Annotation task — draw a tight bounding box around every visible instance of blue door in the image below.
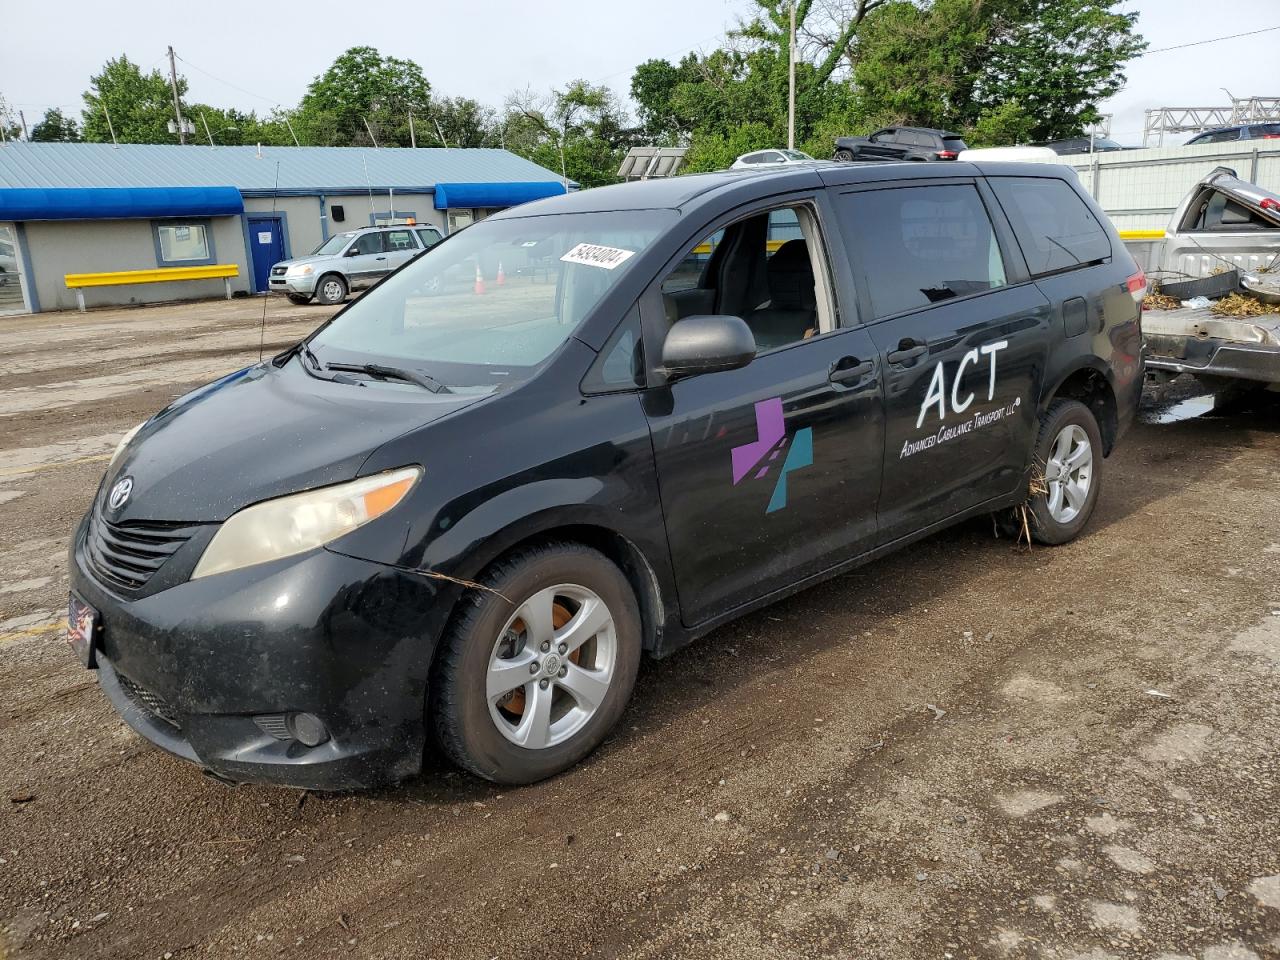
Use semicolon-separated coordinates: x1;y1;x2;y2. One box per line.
248;218;286;292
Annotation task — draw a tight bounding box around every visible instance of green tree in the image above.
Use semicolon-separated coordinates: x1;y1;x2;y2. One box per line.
187;105;294;146
425;97;499;148
295;46;431;147
975;0;1146;141
0;94;22;142
504;81;634;188
82;55;183;144
30;107;82;142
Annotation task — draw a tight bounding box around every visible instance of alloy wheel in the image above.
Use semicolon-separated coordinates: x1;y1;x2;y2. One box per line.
1044;423;1093;524
486;584;617;750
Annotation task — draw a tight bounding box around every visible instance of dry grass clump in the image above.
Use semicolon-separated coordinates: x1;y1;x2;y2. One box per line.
1209;293;1280;318
1143;292;1182;310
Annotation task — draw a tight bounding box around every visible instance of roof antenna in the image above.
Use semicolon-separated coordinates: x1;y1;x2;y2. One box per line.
258;160;281;363
362;153;375;220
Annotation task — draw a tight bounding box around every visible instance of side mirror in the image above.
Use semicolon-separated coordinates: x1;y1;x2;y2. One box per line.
661;315;756;378
344;247;361;257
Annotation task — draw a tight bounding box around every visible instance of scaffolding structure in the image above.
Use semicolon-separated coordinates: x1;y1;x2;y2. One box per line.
1143;97;1280;146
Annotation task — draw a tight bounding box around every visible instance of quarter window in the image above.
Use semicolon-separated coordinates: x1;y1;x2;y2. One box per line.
154;222;213;265
416;228;442;249
838;184;1007;319
988;177;1111;276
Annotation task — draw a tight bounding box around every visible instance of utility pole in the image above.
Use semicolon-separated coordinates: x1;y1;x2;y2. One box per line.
281;111;300;146
167;45;186;144
787;1;797;150
408;110;416;148
363;117;379;148
18;110;29;140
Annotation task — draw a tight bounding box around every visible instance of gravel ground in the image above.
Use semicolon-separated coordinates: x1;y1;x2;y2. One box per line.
0;299;1277;960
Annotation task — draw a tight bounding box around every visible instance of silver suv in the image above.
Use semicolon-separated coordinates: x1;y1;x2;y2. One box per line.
269;224;444;305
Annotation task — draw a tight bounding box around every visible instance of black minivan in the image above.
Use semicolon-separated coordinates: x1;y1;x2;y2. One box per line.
68;162;1145;789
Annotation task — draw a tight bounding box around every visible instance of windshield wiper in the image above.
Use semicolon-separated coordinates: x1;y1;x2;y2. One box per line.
325;362;451;394
296;342;365;387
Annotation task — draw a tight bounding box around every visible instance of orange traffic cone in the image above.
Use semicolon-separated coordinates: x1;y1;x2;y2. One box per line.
473;263;485;295
496;261;506;286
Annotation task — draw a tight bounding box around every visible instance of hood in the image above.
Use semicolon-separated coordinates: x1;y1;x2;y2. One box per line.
107;359;485;523
273;253;331;271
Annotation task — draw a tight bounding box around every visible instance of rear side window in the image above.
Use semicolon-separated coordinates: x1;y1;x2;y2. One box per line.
1250;123;1280;138
989;177;1111;276
837;184;1008;319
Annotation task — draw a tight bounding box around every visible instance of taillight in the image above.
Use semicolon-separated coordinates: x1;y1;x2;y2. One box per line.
1261;197;1279;211
1126;269;1147;305
1262;134;1280;139
936;150;958;160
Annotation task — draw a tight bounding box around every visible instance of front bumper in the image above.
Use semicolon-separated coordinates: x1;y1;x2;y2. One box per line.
70;516;459;790
268;274;317;296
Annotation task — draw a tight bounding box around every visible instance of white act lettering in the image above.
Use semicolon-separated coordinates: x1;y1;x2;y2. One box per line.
979;339;1009;400
916;362;948;429
951;348;979;414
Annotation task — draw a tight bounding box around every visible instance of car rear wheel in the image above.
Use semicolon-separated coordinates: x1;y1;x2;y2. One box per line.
315;273;347;306
1025;399;1103;545
431;542;642;785
834;149;854;162
286;293;311;305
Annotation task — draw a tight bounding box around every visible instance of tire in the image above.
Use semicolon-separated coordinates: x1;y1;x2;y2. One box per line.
1025;399;1104;545
286;293;311;305
834;149;855;162
314;273;347;306
431;542;642;785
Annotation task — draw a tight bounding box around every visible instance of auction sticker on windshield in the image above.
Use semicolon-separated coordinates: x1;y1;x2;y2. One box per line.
560;243;635;270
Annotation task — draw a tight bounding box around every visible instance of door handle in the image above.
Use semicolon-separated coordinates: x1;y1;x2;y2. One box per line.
887;338;928;364
375;256;387;260
829;357;874;385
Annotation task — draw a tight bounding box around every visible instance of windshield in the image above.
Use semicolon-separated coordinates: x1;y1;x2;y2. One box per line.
311;232;357;256
309;210;673;389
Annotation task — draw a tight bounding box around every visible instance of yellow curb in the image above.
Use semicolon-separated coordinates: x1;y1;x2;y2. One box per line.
0;620;67;644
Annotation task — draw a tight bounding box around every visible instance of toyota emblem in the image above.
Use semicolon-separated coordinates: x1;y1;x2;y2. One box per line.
108;477;133;511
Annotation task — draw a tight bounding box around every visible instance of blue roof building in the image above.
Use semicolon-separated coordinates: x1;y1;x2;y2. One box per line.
0;143;572;313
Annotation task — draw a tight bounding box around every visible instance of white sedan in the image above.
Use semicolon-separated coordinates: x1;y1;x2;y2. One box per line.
731;149;815;170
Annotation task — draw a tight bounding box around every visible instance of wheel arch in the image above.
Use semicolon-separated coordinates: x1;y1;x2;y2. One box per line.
1043;362;1118;455
451;516;673;656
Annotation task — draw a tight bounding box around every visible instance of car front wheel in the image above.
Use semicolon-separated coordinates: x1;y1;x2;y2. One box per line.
1026;399;1104;545
431;542;642;785
314;273;347;306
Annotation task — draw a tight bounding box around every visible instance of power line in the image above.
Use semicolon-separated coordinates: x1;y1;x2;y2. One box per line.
1139;24;1280;56
173;53;284;107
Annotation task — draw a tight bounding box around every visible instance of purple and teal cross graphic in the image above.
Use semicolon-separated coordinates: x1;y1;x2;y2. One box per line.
730;397;813;514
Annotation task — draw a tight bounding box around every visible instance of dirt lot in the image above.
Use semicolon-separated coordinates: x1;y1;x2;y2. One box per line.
1;298;1277;960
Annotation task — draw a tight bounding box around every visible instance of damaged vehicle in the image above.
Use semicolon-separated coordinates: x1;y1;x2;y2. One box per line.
68;162;1142;790
1136;168;1280;394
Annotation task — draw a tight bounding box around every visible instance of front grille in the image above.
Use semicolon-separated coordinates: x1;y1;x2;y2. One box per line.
85;511;201;592
271;266;287;276
117;671;181;729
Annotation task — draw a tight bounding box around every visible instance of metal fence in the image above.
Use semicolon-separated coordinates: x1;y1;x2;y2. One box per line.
1055;141;1280;233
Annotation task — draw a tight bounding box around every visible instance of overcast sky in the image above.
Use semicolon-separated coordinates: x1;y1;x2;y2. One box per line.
3;0;1277;146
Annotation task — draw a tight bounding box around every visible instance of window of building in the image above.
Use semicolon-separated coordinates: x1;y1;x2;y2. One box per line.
838;184;1008;319
154;221;214;265
988;177;1111;276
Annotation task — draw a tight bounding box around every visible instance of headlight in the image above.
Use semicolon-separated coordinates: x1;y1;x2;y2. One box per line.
191;466;422;580
287;264;314;276
107;421;145;473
